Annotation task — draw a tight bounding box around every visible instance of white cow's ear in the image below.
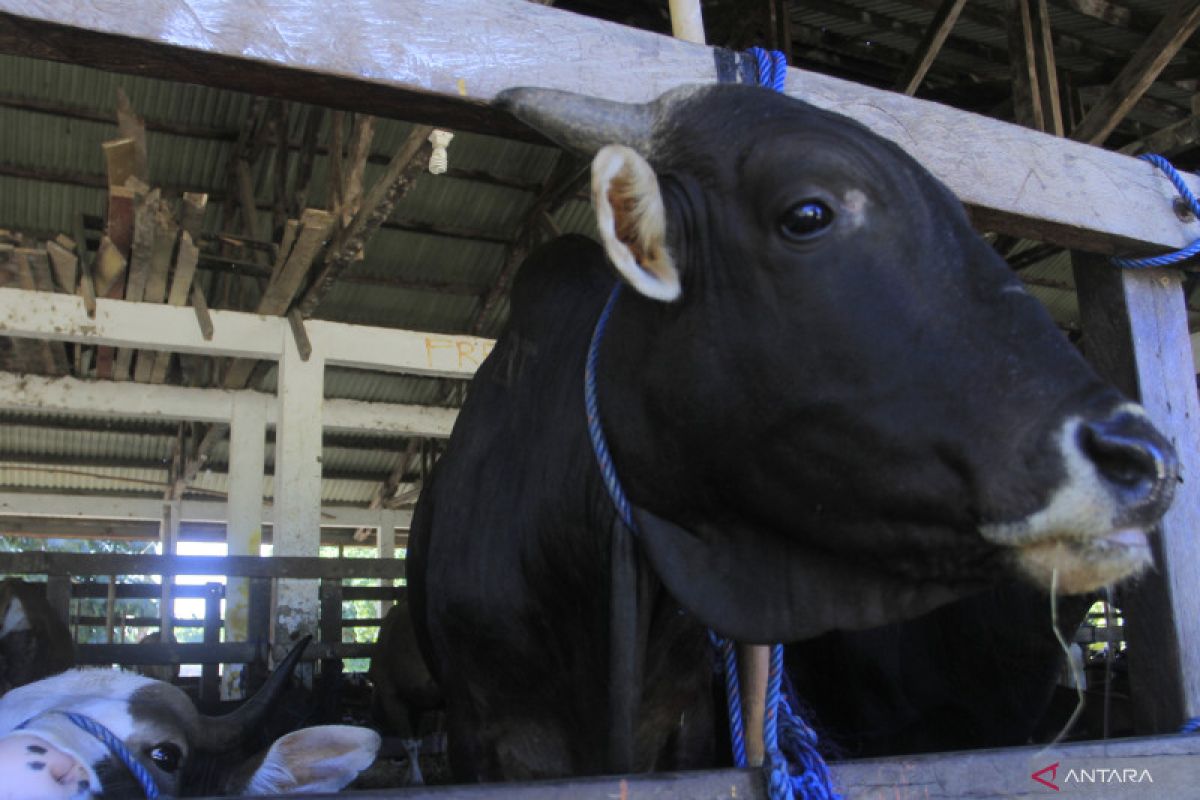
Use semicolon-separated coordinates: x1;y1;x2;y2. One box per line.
592;144;681;302
243;725;380;795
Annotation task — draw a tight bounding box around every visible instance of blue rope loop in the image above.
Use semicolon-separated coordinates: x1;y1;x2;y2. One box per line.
1111;154;1200;269
18;710;161;799
746;47;788;92
585;283;635;531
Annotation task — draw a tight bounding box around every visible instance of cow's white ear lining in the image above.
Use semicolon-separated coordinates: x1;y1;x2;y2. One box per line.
591;145;681;302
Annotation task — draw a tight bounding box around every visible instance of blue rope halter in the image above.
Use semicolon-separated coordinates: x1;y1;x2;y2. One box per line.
1110;155;1200;269
585;279;836;799
18;710;161;799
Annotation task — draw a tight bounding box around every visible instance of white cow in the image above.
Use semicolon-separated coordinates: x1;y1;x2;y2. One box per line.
0;641;378;798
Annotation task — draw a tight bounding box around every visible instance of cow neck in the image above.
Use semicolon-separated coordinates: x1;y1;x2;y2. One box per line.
18;710;162;799
584;281;643;774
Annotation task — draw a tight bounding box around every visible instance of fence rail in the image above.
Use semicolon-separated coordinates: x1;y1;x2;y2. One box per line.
0;552;402;703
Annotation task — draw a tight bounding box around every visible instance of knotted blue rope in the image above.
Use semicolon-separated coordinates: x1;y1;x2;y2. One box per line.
18;710;161;799
1182;717;1200;734
1111;155;1200;269
746;47;788;93
765;644;839;800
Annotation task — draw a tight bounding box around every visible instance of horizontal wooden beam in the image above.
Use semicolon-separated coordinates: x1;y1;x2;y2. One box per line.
74;640;377;665
0;0;1197;254
245;734;1200;798
0;372;457;436
0;550;407;578
0;287;491;376
0;491;413;529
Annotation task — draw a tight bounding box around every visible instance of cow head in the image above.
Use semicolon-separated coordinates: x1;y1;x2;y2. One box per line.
0;640;379;798
497;84;1178;643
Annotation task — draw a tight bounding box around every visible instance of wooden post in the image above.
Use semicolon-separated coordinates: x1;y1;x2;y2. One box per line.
271;326;324;675
668;0;705;44
246;576;272;694
45;574;70;631
222;394;266;700
736;644;770;767
379;509;399;617
159;498;180;643
319;578;343;669
201;582;222;705
105;575;116;644
1073;253;1200;732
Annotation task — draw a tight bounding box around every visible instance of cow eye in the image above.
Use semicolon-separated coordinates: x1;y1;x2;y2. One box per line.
779;200;833;241
146;742;183;773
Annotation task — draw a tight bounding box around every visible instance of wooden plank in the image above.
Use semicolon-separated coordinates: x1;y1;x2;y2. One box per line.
200;582;222;704
74;640;375;666
1;0;1198;253
295;126;432;316
101;138;137;190
1119;112;1200;156
149;230;200;383
337;113;376;226
1073;254;1200;733
894;0;969;95
20;248;70;374
1031;0;1063;136
45;239;77;293
133;200;179;382
1007;0;1045;130
1071;0;1200;145
115;188;160;380
114;88;149;184
0;551;407;580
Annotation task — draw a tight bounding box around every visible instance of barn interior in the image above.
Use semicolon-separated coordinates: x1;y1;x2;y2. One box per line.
0;0;1198;793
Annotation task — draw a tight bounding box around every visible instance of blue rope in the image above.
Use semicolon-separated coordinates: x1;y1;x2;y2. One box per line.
18;711;161;799
1111;155;1200;269
585;283;635;531
1182;717;1200;734
715;633;749;768
746;47;788;93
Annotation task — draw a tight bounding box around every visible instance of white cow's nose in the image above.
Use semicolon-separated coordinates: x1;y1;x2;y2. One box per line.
0;733;92;799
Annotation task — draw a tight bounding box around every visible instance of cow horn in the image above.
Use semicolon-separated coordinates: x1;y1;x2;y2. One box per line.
193;636;311;750
495;88;655;155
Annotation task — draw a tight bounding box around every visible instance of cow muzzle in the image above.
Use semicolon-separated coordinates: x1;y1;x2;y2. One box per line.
980;403;1178;594
0;733;93;800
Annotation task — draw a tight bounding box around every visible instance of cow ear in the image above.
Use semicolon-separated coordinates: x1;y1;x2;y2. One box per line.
592;144;681;301
242;725;379;795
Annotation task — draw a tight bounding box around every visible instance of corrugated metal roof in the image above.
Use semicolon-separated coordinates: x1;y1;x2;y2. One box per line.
0;0;1195;516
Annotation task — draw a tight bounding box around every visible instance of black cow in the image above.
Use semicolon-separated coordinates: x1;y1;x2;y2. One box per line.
407;83;1177;782
0;578;74;696
369;598;443;785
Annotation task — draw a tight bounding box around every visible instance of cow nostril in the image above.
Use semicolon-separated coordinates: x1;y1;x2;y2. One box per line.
1078;413;1175;502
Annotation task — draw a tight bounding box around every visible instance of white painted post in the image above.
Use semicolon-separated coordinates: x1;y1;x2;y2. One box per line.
379;509;399;617
223;394;267;700
272;329;325;669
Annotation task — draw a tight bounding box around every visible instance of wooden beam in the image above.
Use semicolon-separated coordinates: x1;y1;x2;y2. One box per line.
1008;0;1046;130
1119;112;1200;155
1074;255;1200;733
1;0;1198;253
296;126;433;316
1030;0;1064;136
0;371;457;436
895;0;969;96
1071;0;1200;145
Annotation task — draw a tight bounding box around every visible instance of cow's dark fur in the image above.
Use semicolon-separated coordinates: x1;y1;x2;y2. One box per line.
0;578;73;696
408;85;1174;782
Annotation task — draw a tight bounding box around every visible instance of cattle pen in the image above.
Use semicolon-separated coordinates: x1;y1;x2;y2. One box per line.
0;0;1199;798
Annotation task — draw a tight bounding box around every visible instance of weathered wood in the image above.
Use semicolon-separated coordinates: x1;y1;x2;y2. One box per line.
1071;0;1200;145
134;201;179;382
114;87;149;184
149;230;200;383
45;239;77;293
295;126;433;316
101;138;137;191
1073;254;1200;733
1119;112;1200;156
1030;0;1064;136
13;248;69;375
1008;0;1045;130
286;309;312;361
200;582;222;704
74;640;375;666
337;113;376;226
226;735;1200;799
0;551;407;580
1;0;1198;252
191;282;214;341
895;0;969;95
